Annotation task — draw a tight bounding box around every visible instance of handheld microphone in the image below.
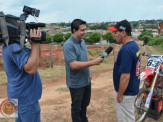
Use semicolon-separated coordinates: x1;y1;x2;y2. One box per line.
101;46;113;58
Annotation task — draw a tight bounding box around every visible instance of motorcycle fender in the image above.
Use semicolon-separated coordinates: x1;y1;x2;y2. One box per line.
161;64;163;69
139;70;154;89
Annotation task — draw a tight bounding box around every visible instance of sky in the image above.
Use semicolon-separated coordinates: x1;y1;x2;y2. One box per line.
0;0;163;23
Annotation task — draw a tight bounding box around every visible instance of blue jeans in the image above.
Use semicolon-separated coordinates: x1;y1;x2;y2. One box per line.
15;101;40;122
69;83;91;122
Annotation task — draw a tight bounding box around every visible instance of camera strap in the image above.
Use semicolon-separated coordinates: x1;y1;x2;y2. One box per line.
20;21;26;48
0;11;9;46
9;21;25;54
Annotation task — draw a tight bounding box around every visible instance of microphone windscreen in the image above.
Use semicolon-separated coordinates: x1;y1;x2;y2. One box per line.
105;46;113;55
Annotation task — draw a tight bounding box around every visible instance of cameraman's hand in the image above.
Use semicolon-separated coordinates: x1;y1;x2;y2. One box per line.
24;29;41;74
29;29;41;44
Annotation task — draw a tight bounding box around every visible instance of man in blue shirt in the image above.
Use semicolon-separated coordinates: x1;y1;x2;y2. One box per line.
63;19;103;122
2;29;42;122
108;20;141;122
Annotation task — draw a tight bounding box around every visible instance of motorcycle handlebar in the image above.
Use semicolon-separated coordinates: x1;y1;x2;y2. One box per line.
142;52;149;57
142;52;163;59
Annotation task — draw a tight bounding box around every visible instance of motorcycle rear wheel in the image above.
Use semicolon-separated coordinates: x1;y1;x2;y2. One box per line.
135;89;149;122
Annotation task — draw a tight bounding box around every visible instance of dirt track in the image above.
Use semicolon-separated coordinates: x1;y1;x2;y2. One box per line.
0;69;161;122
40;69;161;122
0;45;162;122
40;69;117;122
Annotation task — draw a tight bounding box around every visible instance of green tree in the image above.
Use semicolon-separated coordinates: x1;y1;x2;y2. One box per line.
99;23;108;30
102;32;116;43
84;33;91;43
58;22;65;27
148;39;156;46
89;32;101;43
89;23;108;30
64;33;71;41
53;33;64;45
138;29;153;39
132;22;139;29
138;29;153;44
141;35;152;45
45;33;52;43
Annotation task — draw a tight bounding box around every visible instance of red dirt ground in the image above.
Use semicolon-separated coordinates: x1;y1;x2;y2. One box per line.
0;45;162;122
0;69;160;122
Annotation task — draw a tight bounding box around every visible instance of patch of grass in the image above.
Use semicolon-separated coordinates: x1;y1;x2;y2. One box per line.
139;46;144;53
108;97;115;104
153;45;163;54
56;87;69;92
140;45;163;56
0;66;65;84
38;66;65;81
0;71;7;84
88;49;102;57
0;57;114;84
0;118;15;122
144;46;153;54
90;57;114;71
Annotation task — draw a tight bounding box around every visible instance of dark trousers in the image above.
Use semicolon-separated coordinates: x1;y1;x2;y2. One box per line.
69;83;91;122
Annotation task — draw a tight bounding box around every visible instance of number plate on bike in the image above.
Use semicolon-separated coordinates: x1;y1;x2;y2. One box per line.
147;57;162;68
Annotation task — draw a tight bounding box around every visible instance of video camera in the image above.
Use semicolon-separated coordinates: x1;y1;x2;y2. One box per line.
0;5;46;46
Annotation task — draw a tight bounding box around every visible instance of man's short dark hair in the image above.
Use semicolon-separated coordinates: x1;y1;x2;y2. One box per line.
71;19;86;33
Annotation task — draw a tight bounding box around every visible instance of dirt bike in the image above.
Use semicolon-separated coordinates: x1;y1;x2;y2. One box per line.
134;52;163;122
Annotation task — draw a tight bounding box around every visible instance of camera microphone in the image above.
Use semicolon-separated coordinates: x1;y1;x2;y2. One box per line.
26;22;45;29
37;23;46;27
101;46;113;58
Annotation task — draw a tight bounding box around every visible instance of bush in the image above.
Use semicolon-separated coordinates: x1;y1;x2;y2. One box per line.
148;39;155;46
64;33;71;41
89;33;101;43
53;33;64;45
45;33;53;43
148;36;163;46
142;35;152;45
138;29;153;44
102;32;116;43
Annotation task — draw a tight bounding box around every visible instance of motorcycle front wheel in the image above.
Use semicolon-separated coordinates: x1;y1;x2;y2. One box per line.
134;89;149;122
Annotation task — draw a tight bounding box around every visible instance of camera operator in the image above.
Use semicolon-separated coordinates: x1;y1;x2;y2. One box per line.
2;29;42;122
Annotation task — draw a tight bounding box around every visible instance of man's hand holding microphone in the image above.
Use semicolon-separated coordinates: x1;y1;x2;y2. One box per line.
101;46;113;58
91;46;113;65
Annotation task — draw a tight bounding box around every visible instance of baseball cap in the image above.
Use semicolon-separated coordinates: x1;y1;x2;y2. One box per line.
108;20;131;33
